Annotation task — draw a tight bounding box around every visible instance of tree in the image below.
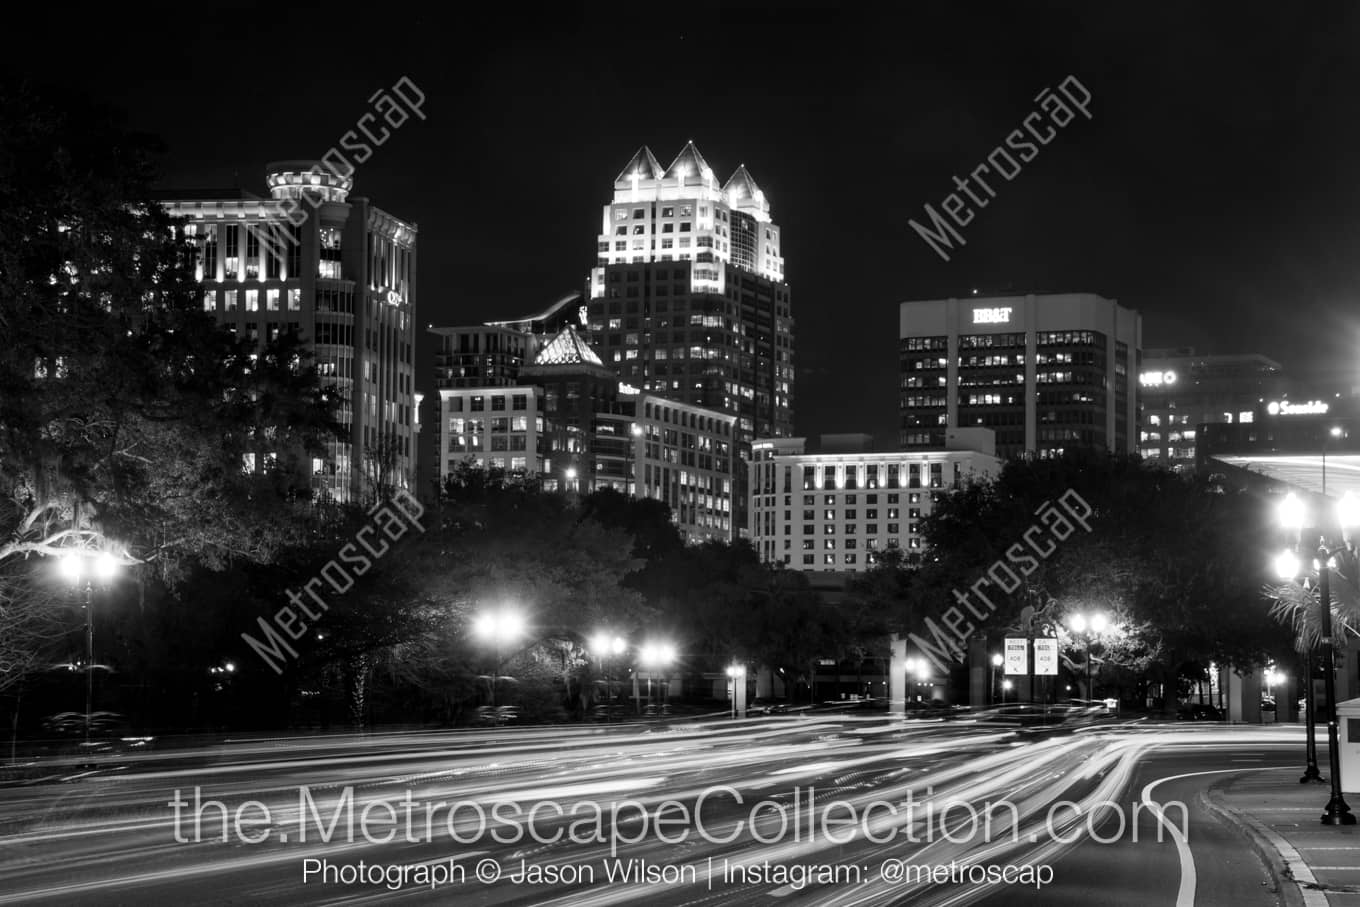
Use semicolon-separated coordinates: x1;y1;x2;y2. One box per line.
895;452;1282;705
0;80;341;695
276;465;652;727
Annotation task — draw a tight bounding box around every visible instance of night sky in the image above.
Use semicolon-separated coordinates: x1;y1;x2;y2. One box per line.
11;3;1360;444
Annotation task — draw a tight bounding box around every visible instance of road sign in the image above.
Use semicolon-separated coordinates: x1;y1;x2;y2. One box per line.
1004;638;1028;675
1033;638;1059;676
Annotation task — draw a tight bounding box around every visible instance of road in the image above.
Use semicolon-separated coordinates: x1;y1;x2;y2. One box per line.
0;715;1308;905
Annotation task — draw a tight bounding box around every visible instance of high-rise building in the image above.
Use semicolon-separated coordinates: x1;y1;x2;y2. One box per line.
159;162;418;503
899;293;1140;460
581;142;796;534
1138;348;1286;467
748;428;1001;572
432;325;736;540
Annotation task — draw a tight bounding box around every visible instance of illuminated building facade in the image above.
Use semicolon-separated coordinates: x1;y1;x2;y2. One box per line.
160;161;417;503
748;428;1001;572
899;293;1140;460
432;325;735;540
582;143;796;535
1138;348;1286;467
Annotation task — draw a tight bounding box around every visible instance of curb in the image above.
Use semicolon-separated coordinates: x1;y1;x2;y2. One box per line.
1202;776;1325;907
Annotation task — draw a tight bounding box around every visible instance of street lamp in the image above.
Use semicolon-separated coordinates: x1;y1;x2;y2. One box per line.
638;642;676;713
991;653;1003;705
1068;612;1108;700
725;664;746;718
1276;490;1358;824
473;608;525;713
1324;426;1345;496
1265;665;1286;713
1277;540;1324;783
590;632;627;719
1001;678;1014;704
59;550;121;747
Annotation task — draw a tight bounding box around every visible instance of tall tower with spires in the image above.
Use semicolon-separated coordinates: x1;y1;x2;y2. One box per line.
582;142;795;536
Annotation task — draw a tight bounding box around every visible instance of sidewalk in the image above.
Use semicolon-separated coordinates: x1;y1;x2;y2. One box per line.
1210;767;1360;906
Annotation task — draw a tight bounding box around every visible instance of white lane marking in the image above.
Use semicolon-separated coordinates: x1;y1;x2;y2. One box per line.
1140;767;1278;907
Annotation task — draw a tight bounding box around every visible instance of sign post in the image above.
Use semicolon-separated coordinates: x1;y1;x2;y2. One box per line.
1004;638;1029;678
1034;637;1058;724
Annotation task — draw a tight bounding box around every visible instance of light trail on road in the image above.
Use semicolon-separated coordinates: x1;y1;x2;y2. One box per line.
0;718;1308;905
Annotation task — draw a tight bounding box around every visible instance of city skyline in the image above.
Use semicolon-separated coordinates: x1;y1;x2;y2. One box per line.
9;9;1360;904
15;5;1360;445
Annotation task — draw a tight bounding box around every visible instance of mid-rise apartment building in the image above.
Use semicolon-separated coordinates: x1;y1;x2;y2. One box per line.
748;428;1001;572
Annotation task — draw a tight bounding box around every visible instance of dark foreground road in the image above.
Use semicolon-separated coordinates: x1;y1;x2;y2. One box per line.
0;717;1306;905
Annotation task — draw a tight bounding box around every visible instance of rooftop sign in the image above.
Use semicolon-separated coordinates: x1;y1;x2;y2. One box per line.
972;306;1013;324
1267;400;1329;416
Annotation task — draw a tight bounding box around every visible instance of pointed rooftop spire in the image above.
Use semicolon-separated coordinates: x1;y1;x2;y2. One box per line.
722;164;763;202
531;324;604;368
664;140;716;185
614;146;665;186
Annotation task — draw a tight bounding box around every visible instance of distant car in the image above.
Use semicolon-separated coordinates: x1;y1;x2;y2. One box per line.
40;711;155;755
1177;703;1223;721
750;698;789;715
472;705;519;727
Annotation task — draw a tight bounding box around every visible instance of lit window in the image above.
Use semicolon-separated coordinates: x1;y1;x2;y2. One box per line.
266;289;280;311
245;290;259;312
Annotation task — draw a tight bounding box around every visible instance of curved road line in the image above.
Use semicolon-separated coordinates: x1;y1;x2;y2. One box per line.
1140;767;1277;907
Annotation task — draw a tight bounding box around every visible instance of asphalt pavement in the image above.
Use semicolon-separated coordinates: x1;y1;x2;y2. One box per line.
0;717;1328;906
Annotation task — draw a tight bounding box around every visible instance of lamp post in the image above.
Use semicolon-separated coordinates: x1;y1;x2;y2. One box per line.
1324;426;1344;497
60;551;119;747
725;664;746;718
1001;678;1013;704
1068;612;1108;700
1276;547;1325;784
990;653;1003;705
591;632;626;719
1276;491;1357;824
473;608;525;714
639;642;675;714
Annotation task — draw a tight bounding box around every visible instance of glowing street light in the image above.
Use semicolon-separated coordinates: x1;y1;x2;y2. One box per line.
1275;489;1360;823
1275;549;1302;580
1278;492;1307;531
639;642;676;712
725;664;746;719
991;653;1003;705
473;608;525;711
57;549;122;747
590;632;627;719
1068;612;1108;700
